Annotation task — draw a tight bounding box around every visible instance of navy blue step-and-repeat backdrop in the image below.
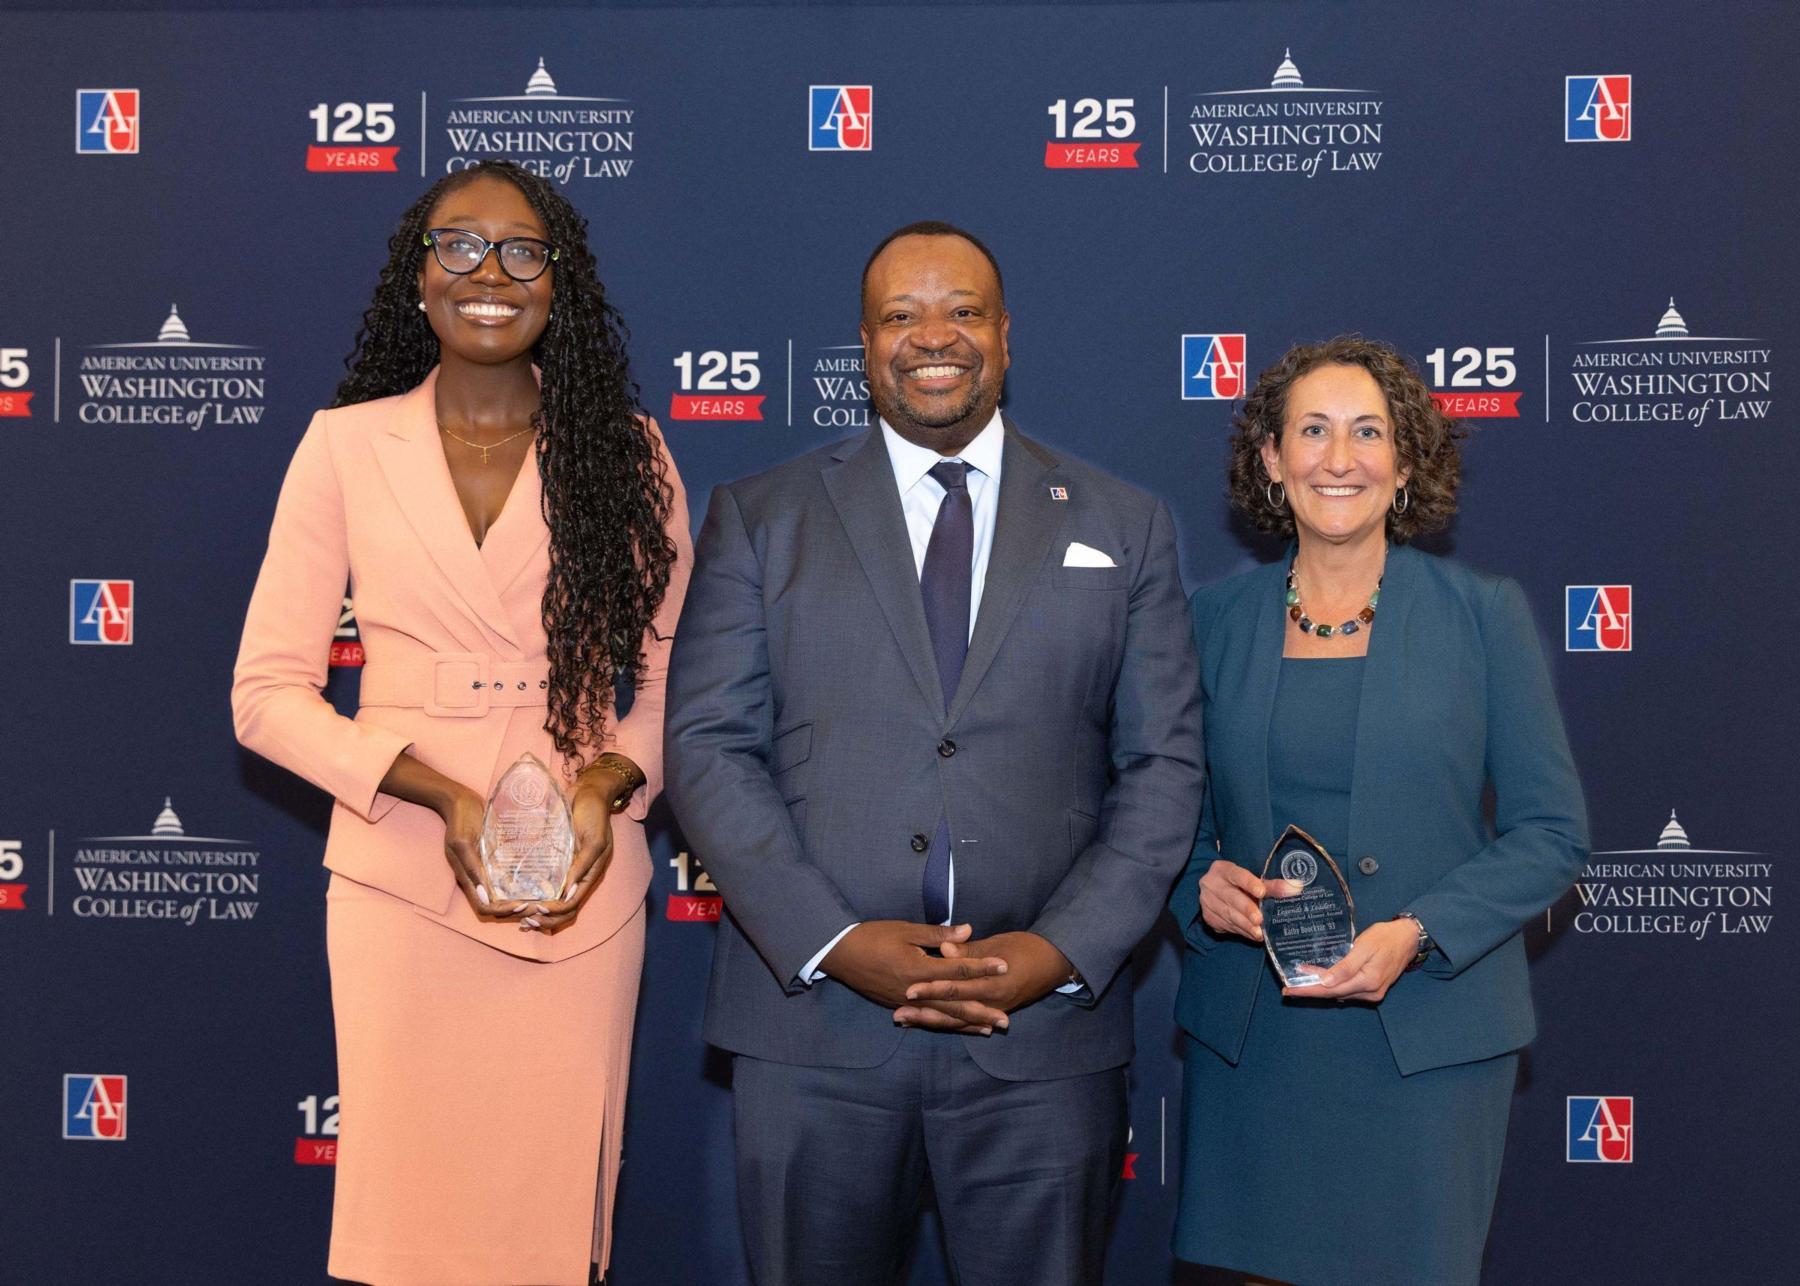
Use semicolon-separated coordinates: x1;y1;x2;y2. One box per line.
3;2;1797;1281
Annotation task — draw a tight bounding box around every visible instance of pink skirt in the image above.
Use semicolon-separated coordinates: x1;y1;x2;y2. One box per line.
325;873;644;1285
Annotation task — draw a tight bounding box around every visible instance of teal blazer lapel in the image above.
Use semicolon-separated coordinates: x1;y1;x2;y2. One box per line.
1243;555;1289;858
1346;543;1419;869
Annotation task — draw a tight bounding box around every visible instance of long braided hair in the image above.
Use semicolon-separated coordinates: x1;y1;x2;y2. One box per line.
334;159;676;765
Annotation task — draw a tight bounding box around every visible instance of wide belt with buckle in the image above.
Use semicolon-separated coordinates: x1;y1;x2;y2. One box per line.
359;652;552;719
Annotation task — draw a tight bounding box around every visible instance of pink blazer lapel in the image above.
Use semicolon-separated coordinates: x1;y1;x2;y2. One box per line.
371;369;525;653
479;438;548;600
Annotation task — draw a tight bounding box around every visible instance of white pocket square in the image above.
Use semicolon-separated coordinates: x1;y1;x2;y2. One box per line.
1062;541;1117;568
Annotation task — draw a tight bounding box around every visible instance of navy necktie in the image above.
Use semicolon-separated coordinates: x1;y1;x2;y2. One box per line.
919;461;971;923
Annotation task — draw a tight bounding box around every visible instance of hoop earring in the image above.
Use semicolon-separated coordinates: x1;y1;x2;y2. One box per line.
1393;487;1410;514
1264;480;1286;509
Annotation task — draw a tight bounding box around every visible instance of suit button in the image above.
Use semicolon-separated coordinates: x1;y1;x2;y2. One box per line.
1358;856;1379;876
938;739;957;758
911;833;929;853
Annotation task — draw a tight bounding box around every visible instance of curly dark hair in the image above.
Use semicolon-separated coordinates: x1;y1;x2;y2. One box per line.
1226;334;1466;542
333;159;676;766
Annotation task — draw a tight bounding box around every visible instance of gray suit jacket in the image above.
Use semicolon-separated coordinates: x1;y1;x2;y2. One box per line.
664;421;1203;1080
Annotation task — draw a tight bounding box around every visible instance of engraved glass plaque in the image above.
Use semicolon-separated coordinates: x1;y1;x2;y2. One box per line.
479;753;574;903
1259;825;1357;987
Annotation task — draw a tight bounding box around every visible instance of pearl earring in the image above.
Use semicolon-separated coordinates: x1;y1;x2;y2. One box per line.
418;300;427;312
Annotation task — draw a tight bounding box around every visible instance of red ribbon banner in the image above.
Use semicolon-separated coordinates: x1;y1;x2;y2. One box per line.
294;1138;338;1165
306;146;401;173
670;394;766;422
0;883;26;911
0;391;34;417
1045;142;1141;169
1430;391;1522;418
329;641;365;668
666;894;722;922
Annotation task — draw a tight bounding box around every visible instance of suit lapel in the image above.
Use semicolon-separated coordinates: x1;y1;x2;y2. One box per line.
821;429;943;713
1247;554;1290;854
479;443;547;600
1346;543;1416;857
370;369;523;653
947;426;1067;726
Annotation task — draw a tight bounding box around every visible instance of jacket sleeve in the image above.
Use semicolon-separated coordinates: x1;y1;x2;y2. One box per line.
231;412;413;821
1030;499;1207;999
1167;586;1224;952
1405;577;1590;977
599;418;693;821
662;483;861;987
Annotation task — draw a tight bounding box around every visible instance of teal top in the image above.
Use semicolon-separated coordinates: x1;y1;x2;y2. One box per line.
1267;656;1364;867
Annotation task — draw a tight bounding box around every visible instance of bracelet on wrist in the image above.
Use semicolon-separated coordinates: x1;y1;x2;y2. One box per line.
587;752;646;813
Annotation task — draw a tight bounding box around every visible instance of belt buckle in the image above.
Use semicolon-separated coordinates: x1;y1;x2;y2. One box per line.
424;652;490;718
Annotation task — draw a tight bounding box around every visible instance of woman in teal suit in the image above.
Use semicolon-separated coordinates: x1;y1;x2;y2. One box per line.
1169;336;1587;1285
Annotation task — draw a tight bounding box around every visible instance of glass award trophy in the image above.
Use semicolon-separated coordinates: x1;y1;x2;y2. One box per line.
479;753;575;903
1259;825;1357;987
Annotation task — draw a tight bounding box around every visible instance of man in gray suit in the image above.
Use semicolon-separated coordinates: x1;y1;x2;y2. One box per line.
664;222;1203;1286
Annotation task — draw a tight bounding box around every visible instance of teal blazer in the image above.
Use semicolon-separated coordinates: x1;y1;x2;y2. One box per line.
1169;545;1588;1075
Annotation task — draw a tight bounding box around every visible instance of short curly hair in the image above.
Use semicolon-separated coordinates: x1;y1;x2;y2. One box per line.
1226;335;1466;542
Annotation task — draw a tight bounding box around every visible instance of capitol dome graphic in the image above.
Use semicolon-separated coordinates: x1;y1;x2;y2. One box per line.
1271;49;1305;89
526;58;558;96
1590;808;1758;857
151;797;184;837
157;305;191;344
1654;298;1689;338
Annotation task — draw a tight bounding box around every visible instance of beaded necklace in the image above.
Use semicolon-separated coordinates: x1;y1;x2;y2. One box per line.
1286;562;1380;639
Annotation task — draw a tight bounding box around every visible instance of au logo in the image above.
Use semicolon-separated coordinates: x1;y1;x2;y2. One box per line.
64;1074;128;1140
1565;585;1631;652
70;579;134;645
1181;334;1247;401
1566;1095;1633;1162
1566;75;1631;142
77;89;139;154
809;85;872;151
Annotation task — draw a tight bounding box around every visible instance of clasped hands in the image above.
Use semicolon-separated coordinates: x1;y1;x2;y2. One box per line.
1197;858;1419;1003
438;765;627;933
820;921;1075;1036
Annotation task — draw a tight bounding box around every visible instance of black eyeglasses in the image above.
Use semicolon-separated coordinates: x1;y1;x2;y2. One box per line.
422;228;559;282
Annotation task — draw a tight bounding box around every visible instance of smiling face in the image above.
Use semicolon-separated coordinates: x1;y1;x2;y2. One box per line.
416;174;553;367
859;233;1010;453
1260;362;1411;550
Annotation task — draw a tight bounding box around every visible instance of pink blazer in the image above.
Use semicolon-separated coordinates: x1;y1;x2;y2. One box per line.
232;369;691;961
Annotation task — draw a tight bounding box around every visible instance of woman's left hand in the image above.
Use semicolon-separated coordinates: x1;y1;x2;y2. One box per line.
1282;919;1419;1003
519;768;625;933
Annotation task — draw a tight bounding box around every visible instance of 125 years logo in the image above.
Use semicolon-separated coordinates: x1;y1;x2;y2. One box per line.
0;346;35;417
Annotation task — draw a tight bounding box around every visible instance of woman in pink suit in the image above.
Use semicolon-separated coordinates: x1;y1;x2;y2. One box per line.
233;159;689;1285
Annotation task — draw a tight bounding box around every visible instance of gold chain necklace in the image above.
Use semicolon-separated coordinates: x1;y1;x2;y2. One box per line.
437;422;537;464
